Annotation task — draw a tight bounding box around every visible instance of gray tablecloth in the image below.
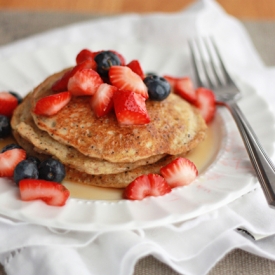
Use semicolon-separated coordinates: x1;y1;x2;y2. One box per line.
0;10;275;275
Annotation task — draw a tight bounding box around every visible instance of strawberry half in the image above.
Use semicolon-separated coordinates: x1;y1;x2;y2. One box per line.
68;68;103;96
123;173;172;200
126;60;145;79
109;66;148;99
174;77;197;104
33;91;72;116
90;83;117;117
113;90;150;125
52;60;97;92
0;148;26;177
195;87;216;123
19;179;70;206
76;49;95;64
163;75;178;87
160;157;198;188
0;91;18;117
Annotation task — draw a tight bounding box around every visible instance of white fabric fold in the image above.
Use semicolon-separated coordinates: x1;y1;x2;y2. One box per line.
0;0;275;274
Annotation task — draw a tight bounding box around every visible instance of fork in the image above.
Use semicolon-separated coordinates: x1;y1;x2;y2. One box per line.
188;37;275;207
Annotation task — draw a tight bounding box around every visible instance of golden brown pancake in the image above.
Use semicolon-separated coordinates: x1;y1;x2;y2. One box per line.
30;68;207;163
11;94;167;175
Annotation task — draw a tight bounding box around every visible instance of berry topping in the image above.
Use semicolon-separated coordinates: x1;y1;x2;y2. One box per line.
19;179;70;206
68;68;103;96
90;83;117;117
0;148;26;177
162;75;178;87
94;51;121;77
0;115;11;138
113;90;150;125
109;66;149;99
33;91;72;116
38;158;66;183
26;156;41;166
195;87;216;123
174;77;197;104
9;91;23;104
76;49;95;64
0;91;18;117
143;74;171;101
52;60;97;92
13;159;39;185
110;50;126;66
160;157;198;188
127;60;145;79
1;143;22;153
124;173;172;200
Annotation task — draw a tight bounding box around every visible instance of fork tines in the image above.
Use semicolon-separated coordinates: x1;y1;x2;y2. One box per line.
188;37;232;89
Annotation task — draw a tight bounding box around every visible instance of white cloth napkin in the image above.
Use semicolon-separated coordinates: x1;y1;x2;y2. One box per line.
1;0;275;275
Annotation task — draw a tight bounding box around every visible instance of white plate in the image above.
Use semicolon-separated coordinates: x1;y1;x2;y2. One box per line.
0;41;273;231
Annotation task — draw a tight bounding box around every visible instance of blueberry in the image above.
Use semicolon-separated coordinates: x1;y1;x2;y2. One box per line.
94;51;121;77
38;158;65;183
143;74;171;101
0;115;11;138
14;159;39;186
1;143;22;153
9;91;22;104
27;156;41;166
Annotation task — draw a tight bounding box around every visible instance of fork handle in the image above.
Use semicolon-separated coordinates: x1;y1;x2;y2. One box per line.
226;100;275;206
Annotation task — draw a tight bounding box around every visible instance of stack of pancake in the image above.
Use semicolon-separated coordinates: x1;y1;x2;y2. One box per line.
11;68;207;188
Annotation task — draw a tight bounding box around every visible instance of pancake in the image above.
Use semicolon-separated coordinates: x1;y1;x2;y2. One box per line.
31;68;207;163
11;94;167;175
13;129;185;188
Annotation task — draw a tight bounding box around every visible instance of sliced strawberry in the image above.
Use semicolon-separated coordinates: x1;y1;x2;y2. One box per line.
109;66;148;99
126;60;145;79
19;179;70;206
163;75;178;87
52;60;97;92
33;91;72;116
113;90;150;125
68;68;103;96
124;173;171;200
76;49;95;64
0;92;18;117
174;77;197;104
160;157;198;188
0;148;26;177
195;87;216;123
148;174;172;197
90;83;117;117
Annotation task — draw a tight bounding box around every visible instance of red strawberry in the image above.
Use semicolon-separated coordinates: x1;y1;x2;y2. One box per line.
174;77;197;104
90;83;117;117
109;66;148;99
123;173;172;200
163;75;178;87
52;60;97;92
0;92;18;117
76;49;95;64
160;157;198;188
19;179;70;206
33;91;72;116
113;90;150;125
126;60;145;79
195;87;216;123
68;68;103;96
0;148;26;177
